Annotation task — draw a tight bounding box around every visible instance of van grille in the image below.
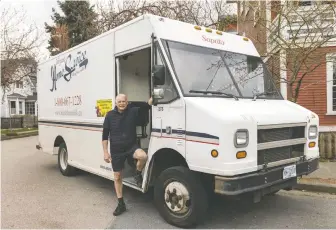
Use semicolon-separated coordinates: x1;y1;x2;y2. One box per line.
258;144;305;165
258;126;305;143
257;124;306;166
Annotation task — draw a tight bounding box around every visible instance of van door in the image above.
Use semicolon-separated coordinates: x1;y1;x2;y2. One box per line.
150;36;186;158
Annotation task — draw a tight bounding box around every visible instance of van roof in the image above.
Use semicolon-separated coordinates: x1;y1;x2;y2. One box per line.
146;14;259;57
39;14;259;65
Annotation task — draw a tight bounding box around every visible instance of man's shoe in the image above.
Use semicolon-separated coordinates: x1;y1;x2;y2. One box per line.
134;171;143;187
113;203;126;216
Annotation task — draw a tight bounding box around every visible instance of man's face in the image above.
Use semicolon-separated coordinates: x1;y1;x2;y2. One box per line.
116;95;128;111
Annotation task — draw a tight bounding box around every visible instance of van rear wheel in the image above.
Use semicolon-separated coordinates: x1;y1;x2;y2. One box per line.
153;166;208;228
58;143;76;176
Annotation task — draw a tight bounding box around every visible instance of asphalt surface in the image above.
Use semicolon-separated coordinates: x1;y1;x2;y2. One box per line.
2;136;336;229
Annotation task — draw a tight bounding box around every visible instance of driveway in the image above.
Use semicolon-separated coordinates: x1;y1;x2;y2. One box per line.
2;136;336;229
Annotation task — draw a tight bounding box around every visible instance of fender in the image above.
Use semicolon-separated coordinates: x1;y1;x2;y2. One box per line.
143;147;188;192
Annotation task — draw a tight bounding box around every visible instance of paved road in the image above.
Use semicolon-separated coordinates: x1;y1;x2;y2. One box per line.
2;136;336;229
1;136;118;229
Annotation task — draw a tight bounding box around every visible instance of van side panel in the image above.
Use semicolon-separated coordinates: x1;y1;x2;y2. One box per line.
37;31;116;179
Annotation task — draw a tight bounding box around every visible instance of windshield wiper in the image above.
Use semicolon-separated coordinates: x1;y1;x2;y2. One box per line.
189;90;239;100
252;90;277;101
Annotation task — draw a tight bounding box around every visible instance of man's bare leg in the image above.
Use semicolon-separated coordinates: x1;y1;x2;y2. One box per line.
134;149;148;171
113;171;126;216
133;149;148;187
114;172;123;198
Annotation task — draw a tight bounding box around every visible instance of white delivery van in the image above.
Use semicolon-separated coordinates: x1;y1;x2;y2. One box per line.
36;14;320;228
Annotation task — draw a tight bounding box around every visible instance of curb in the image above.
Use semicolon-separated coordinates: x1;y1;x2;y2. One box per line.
1;132;38;141
294;180;336;194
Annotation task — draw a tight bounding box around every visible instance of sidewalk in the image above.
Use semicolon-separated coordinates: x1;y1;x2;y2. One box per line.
1;130;38;141
295;161;336;194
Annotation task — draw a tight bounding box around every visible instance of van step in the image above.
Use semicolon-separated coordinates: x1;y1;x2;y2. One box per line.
123;176;139;187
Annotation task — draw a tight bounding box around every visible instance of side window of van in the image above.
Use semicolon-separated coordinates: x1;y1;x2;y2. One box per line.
154;45;179;104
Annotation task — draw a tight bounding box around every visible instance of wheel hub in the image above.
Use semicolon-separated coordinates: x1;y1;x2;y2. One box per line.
164;181;190;214
60;148;68;170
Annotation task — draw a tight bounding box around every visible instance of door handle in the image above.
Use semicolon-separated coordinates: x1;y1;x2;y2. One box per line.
166;126;171;134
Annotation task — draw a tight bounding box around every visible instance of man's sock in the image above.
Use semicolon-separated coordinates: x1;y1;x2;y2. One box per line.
118;197;125;205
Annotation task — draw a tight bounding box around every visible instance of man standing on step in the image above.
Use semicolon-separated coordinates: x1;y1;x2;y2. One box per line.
102;93;152;216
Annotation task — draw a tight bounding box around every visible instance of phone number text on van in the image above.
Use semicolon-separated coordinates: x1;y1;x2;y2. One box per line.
54;95;82;106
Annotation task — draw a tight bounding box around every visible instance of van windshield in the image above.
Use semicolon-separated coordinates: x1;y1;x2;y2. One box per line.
161;39;282;99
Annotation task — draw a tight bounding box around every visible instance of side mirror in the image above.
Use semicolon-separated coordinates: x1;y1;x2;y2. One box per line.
153;88;164;99
153;65;165;85
152;88;164;106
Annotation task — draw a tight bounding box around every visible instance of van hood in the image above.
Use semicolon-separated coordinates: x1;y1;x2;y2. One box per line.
184;97;313;126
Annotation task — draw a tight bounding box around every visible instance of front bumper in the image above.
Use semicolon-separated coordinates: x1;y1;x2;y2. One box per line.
214;157;319;195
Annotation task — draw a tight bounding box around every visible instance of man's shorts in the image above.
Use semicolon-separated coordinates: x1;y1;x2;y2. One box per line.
111;144;140;172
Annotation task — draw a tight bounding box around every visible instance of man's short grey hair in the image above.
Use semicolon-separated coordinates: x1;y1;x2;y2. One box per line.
116;93;127;101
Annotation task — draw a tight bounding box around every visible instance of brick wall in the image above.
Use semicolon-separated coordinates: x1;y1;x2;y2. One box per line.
265;51;281;90
286;46;336;126
237;1;267;56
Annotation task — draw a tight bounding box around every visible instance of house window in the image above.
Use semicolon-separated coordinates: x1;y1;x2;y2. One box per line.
25;102;35;115
10;101;16;115
16;81;23;88
326;55;336;115
19;101;23;114
299;1;312;6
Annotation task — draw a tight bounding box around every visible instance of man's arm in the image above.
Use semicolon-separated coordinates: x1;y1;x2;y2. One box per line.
102;128;109;152
102;114;111;162
147;97;153;109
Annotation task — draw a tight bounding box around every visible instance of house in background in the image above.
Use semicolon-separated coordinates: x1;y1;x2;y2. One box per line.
236;0;336;134
1;59;38;118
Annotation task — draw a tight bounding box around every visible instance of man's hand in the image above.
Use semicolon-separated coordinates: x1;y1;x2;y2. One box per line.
148;97;153;106
104;152;111;163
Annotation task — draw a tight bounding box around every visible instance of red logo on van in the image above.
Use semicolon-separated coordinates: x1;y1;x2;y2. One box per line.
202;35;224;45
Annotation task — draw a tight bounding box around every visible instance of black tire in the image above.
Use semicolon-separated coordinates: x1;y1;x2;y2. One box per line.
153;166;208;228
58;142;76;176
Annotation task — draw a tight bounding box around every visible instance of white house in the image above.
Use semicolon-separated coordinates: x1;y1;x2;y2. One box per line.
1;59;38;118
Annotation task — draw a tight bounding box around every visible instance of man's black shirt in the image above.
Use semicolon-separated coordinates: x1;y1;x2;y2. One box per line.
102;104;150;155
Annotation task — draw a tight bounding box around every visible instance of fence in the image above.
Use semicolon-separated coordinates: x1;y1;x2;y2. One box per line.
1;117;23;129
1;116;38;129
319;132;336;159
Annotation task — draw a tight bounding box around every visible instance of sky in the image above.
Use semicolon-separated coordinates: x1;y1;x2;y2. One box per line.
1;0;60;61
1;0;237;62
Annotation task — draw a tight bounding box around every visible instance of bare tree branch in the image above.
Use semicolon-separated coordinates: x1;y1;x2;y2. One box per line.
1;4;44;103
241;1;336;102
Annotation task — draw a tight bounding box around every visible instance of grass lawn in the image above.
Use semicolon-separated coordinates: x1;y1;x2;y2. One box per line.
1;127;38;135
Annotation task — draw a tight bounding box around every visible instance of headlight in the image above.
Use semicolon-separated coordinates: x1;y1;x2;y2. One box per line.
234;129;249;147
308;125;318;139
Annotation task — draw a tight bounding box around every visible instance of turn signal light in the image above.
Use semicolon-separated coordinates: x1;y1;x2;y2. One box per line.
236;151;247;159
216;30;223;35
205;28;212;33
194;25;201;30
309;142;316;148
243;37;249;41
211;149;218;158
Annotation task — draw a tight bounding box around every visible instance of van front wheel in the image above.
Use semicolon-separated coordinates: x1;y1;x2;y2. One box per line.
153;166;208;228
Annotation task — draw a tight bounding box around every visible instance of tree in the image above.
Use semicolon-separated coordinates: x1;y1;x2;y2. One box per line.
95;0;236;34
238;1;336;102
1;5;42;102
45;0;99;55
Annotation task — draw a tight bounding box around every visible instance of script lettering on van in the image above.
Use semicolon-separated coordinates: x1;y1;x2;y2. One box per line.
50;50;88;92
202;35;224;46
